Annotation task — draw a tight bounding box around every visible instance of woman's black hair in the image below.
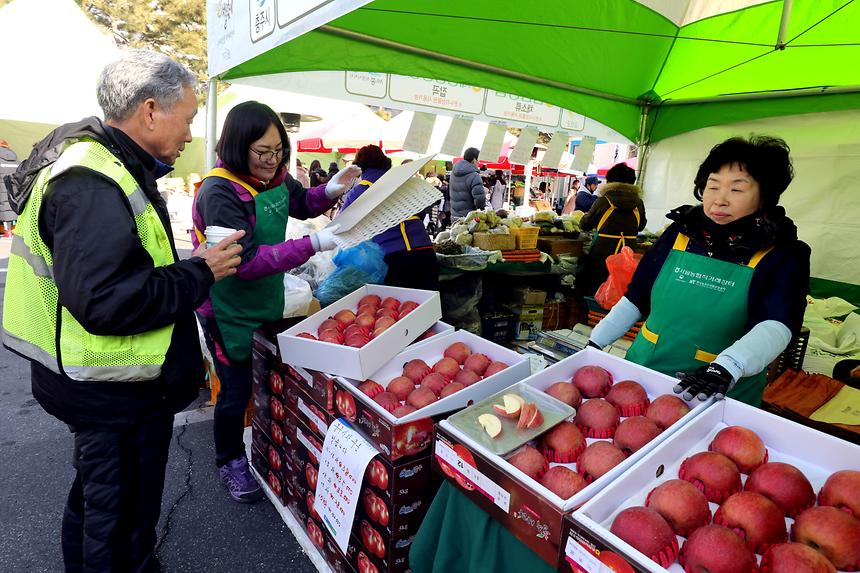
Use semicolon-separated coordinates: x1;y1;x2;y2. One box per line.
693;135;794;207
353;144;392;171
310;169;328;187
606;163;636;184
309;159;321;171
216;101;291;176
494;169;506;185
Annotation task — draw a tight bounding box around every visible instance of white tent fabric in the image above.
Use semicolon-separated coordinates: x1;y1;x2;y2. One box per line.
641;108;860;287
0;0;120;125
635;0;773;26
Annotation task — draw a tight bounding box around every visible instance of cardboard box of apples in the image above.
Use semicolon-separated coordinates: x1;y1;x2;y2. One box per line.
566;398;860;573
433;347;707;567
278;285;443;381
333;329;530;462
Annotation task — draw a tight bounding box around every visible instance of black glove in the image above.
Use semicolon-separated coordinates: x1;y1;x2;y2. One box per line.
586;340;603;351
674;363;734;402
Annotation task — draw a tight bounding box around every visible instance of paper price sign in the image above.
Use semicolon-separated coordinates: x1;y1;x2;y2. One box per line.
434;440;510;512
314;419;380;553
564;537;614;573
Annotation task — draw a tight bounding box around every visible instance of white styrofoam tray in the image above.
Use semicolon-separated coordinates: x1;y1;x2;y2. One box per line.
440;347;708;511
573;398;860;573
277;284;442;380
339;330;531;424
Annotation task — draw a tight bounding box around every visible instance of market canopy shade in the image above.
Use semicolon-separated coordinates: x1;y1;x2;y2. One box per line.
210;0;860;144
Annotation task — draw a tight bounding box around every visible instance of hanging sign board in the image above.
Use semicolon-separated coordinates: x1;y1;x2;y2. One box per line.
542;131;572;169
345;71;388;98
440;116;473;157
481;123;507;163
485;91;561;127
403;111;436;154
389;76;485;114
571;136;598;172
508;127;540;165
314;419;380;553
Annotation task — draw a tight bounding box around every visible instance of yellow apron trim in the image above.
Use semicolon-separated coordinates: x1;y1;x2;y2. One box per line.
634;207;641;226
399;222;412;250
596;198;616;231
641;323;659;344
194;226;206;245
694;349;718;363
358;179;374;187
596;232;634;254
672;233;690;251
747;246;774;269
206;168;260;197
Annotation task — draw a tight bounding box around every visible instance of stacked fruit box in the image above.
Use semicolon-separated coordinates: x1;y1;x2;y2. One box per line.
566;398;860;573
434;347;708;567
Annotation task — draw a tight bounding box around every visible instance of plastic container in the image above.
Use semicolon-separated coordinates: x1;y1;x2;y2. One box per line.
205;225;238;248
511;226;540;249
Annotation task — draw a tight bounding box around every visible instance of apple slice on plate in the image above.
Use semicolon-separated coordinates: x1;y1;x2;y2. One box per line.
492;394;525;419
478;413;503;439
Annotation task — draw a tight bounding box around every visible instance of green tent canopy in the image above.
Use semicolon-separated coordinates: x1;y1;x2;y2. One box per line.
217;0;860;145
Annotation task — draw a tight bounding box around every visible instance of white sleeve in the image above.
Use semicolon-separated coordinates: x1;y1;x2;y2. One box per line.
590;296;642;348
713;320;792;381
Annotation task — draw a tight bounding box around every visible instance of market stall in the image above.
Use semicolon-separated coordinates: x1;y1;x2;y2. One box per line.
205;2;860;572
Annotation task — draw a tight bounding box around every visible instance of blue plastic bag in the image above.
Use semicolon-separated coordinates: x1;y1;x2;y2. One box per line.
316;241;389;306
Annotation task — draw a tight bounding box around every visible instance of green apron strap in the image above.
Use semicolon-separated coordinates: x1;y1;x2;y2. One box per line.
625;233;772;406
207;171;291;363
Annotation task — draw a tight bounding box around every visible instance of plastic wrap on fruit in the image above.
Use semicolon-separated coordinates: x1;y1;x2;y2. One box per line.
316;241;388;307
454;232;473;246
435;231;451;242
449;223;468;237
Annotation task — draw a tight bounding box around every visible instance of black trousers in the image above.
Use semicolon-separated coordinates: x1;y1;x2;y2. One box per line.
198;315;253;467
62;415;173;573
383;249;440;292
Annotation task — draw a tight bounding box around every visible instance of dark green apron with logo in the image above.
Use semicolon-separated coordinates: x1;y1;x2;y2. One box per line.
207;171;289;363
624;233;773;406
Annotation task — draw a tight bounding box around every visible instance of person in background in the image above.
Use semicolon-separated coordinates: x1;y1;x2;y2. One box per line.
340;144;438;290
536;181;548;201
577;163;647;295
309;159;321;173
3;49;244;573
449;147;485;218
438;174;451;231
562;177;581;215
576;176;600;212
489;169;506;210
310;168;329;188
0;139;19;237
328;161;339;179
295;157;310;188
588;136;810;407
193;101;359;503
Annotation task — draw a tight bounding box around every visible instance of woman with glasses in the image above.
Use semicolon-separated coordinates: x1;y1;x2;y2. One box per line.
192;101;360;503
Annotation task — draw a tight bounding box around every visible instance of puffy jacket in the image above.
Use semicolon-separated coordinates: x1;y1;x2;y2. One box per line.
0;146;18;221
449;159;485;218
6;117;214;428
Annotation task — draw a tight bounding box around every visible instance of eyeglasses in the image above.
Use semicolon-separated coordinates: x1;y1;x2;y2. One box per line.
250;148;284;162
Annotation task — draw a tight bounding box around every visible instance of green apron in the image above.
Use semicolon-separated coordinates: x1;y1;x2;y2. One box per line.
206;169;289;363
624;233;773;406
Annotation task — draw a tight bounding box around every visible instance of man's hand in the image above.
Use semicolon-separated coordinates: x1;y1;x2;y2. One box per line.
325;165;362;199
674;363;735;402
194;230;245;282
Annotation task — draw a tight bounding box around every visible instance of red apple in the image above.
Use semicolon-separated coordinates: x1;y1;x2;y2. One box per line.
761;543;837;573
391;404;417;418
407;387;437;409
610;506;678;567
359;294;381;308
679;525;756;573
333;309;356;328
572;365;613;398
818;469;860;517
708;425;768;474
432;357;460;381
344;324;372;339
453;369;481;386
318;329;344;345
358;379;384;398
483;361;508;377
645;394;691;430
375;308;398;321
679;451;742;504
354;313;376;329
440;382;465;398
463;353;491;376
357;303;378;316
645;479;711;536
397;300;419;318
713;491;788;553
443;342;472;365
318;318;342;334
295;332;317;340
381;297;400;311
421;372;449;396
387;376;415;401
745;462;815;517
402;359;431;383
792;506;860;571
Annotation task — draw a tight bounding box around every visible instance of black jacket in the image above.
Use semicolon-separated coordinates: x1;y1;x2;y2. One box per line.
0;147;18;221
626;205;810;334
7;117;214;428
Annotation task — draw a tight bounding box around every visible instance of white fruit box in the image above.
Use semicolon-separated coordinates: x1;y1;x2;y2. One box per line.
568;398;860;573
406;320;454;351
439;347;708;512
277;284;442;380
340;330;530;424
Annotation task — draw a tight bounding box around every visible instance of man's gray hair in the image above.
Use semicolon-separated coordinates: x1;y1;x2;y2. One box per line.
97;49;197;121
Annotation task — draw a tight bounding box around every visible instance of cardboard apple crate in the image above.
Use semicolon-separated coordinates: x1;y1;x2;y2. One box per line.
278;285;443;380
250;444;293;507
566;398;860;573
434;347;707;567
334;330;530;461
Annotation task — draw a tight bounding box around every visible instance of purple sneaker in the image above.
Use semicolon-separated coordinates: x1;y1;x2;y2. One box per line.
219;456;263;503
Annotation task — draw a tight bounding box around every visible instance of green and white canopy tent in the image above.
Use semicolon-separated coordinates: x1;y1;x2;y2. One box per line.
206;0;860;302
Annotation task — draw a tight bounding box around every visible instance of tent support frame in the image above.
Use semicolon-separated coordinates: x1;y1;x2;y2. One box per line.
205;77;218;172
776;0;793;49
635;104;652;187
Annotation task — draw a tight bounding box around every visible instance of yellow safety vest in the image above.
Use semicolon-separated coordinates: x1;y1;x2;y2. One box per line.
2;139;175;381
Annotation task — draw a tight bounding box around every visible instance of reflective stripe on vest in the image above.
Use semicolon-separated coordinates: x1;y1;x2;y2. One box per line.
1;140;175;382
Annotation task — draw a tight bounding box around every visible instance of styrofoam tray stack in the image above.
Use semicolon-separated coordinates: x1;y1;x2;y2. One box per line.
573;398;860;572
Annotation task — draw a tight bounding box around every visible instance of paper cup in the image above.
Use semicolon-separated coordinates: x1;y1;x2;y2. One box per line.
205;225;238;248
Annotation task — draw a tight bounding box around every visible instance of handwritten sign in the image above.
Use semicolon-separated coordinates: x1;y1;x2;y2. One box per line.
314;419;380;553
571;135;597;172
440;116;472;157
508;127;539;165
480;123;507;163
403;111;436;154
542;131;571;169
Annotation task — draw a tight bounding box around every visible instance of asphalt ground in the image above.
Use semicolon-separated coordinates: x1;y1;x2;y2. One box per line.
0;230;318;572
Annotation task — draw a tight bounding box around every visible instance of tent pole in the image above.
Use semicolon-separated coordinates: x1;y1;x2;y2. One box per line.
635;104;651;187
776;0;793;50
205;78;218;172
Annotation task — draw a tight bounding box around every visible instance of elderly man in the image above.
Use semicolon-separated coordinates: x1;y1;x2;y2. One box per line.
2;50;242;573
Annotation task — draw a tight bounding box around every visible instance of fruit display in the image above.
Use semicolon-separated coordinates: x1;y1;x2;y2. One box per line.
760;543;837;573
610;506;679;567
645;479;711;536
713;491;788;553
353;341;511;419
817;470;860;517
605;380;650;417
745;461;816;517
577;441;627;482
791;507;860;571
574;398;620;438
646;394;691;430
678;525;757;573
708;425;769;474
613;416;661;455
297;294;422;346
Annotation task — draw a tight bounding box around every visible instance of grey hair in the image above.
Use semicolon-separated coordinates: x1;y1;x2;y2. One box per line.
97;49;197;121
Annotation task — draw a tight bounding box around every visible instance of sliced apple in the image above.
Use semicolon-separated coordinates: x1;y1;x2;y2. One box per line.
478;413;503;439
517;403;544;430
492;394;524;418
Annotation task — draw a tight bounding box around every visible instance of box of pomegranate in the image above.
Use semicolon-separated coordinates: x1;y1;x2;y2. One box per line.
332;329;530;461
277;285;443;380
565;398;860;573
433;347;707;566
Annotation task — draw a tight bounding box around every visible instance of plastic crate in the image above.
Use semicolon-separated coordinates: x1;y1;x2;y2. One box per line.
480;311;516;343
510;226;539;249
473;232;516;251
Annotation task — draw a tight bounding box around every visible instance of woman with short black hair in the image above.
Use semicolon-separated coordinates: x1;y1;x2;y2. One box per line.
589;135;810;407
191;101;360;502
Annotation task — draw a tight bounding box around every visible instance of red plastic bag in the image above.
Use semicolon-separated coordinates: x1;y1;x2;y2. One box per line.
594;247;639;309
